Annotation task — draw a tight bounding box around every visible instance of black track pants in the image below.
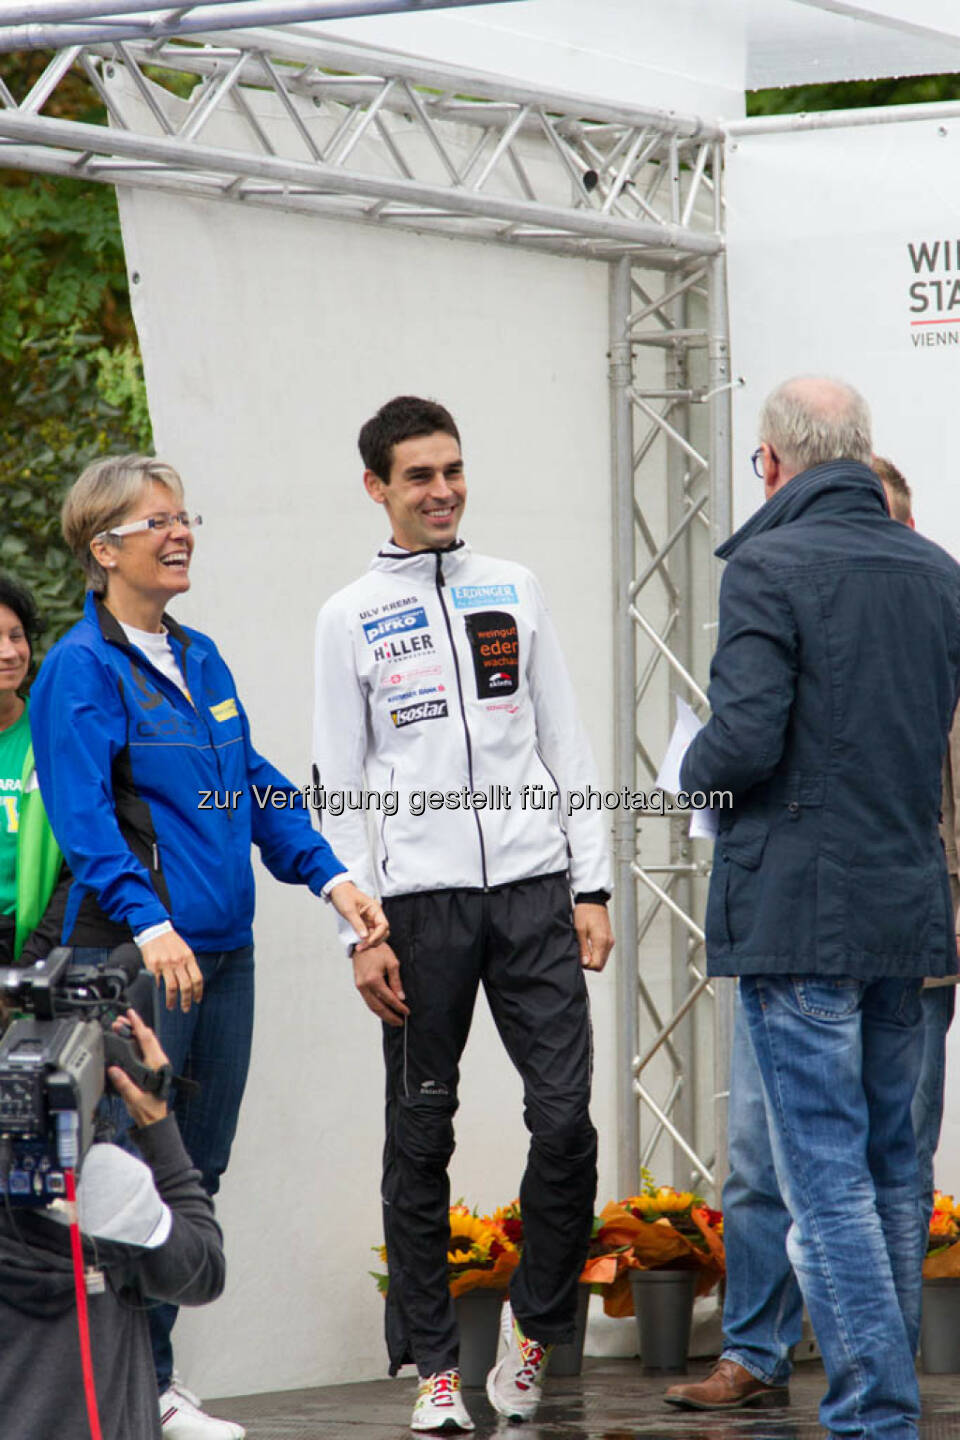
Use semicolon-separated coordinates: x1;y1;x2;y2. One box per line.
380;872;598;1378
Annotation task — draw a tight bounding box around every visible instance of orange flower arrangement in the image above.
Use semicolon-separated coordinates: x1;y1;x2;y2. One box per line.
372;1201;521;1298
923;1190;960;1278
929;1191;960;1250
579;1171;725;1317
488;1199;524;1248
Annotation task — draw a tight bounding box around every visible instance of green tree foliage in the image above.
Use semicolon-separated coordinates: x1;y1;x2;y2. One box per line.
0;54;151;651
748;73;960;117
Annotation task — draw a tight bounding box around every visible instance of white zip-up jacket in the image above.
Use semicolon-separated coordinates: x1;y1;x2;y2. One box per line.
313;541;611;947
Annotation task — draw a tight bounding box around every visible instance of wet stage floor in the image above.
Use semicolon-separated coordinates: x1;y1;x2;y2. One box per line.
211;1358;960;1439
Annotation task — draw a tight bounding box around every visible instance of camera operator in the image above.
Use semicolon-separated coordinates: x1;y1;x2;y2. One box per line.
0;1008;226;1440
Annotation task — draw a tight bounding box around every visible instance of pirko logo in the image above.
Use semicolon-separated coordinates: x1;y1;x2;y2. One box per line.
363;605;428;644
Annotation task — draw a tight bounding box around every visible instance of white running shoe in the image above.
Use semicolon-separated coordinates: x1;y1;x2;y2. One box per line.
485;1319;552;1422
410;1369;475;1433
159;1379;246;1439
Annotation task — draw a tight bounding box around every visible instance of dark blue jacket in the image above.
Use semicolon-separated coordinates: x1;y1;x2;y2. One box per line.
30;594;344;953
681;461;960;979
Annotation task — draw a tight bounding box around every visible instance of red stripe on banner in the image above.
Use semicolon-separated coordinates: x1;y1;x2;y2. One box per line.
910;317;960;326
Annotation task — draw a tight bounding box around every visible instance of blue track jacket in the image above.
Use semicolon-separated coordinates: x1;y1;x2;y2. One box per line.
30;594;344;952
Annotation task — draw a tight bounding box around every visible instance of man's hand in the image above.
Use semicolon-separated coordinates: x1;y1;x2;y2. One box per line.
108;1009;169;1127
140;929;203;1012
353;941;409;1026
330;881;389;951
574;902;614;972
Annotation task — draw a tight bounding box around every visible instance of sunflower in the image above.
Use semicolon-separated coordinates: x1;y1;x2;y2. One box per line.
447;1210;496;1266
623;1188;696;1219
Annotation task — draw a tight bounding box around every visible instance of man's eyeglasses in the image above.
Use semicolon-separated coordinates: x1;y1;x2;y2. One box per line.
95;512;203;542
750;446;778;479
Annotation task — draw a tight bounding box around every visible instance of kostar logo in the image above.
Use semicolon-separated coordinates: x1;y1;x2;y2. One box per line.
390;698;449;728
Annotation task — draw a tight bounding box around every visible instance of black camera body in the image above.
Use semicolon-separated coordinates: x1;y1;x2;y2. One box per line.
0;945;166;1205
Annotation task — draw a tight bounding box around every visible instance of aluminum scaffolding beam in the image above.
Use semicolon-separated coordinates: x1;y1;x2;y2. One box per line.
609;143;732;1196
0;2;515;52
0;26;731;1199
0;32;723;261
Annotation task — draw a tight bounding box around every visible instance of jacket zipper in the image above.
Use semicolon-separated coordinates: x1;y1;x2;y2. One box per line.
434;551;488;888
380;765;395;880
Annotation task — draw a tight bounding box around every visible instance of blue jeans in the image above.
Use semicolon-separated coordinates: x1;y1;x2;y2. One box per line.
911;983;956;1228
721;988;802;1387
75;943;255;1393
723;979;954;1400
738;975;925;1440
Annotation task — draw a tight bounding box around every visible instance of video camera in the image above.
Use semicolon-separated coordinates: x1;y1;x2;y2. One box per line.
0;945;170;1206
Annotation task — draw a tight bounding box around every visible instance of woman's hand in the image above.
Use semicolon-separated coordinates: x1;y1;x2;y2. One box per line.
108;1009;170;1127
140;928;204;1011
329;881;389;951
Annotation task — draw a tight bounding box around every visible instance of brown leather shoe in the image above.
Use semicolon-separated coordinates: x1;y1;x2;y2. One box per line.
663;1358;790;1410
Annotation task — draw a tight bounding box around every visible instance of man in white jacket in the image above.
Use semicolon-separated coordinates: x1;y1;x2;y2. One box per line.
314;396;613;1434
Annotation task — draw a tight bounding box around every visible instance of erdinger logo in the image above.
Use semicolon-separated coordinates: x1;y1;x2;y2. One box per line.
451;583;518;610
363;605;428;644
390;698;448;728
463;611;519;700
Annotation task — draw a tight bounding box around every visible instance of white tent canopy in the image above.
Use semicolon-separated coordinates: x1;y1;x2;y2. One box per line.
294;0;960;119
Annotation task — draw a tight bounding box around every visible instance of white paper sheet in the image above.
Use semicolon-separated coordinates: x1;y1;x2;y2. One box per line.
656;696;718;839
655;696;702;794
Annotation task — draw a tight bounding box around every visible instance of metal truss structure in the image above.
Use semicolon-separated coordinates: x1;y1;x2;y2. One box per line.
0;27;723;262
0;25;731;1199
609;248;732;1198
0;2;515;53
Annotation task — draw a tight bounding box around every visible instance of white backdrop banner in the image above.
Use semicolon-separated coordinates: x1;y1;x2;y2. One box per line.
112;65;619;1398
726;117;960;1195
726;118;960;547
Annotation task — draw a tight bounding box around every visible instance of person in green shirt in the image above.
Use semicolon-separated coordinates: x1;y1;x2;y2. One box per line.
0;576;63;964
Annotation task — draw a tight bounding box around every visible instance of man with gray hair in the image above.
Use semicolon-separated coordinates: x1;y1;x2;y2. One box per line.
665;377;960;1439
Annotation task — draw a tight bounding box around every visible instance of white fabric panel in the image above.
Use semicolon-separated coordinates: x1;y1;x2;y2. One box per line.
726;120;960;549
746;0;960;88
298;0;960;118
300;0;747;119
116;106;615;1400
725;120;960;1192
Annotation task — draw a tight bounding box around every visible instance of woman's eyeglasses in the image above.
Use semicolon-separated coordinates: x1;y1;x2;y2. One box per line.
95;512;203;541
